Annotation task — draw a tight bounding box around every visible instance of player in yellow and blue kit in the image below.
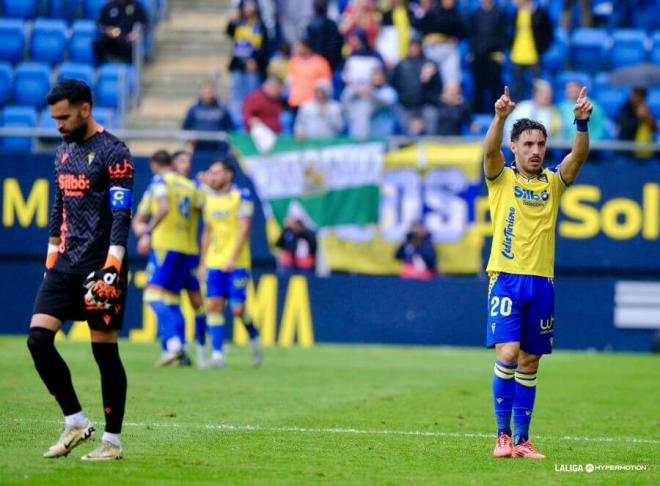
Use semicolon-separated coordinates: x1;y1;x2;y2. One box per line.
198;159;262;368
132;150;201;366
484;86;592;459
171;150;208;364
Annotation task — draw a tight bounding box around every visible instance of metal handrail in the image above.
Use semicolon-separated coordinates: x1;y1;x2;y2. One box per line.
0;127;657;153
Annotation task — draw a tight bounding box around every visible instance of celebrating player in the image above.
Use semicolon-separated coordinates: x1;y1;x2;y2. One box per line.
198;160;262;368
132;150;200;366
171;150;208;362
484;86;592;459
27;79;133;460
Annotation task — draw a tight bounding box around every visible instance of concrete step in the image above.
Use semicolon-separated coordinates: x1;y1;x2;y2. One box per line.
170;0;229;13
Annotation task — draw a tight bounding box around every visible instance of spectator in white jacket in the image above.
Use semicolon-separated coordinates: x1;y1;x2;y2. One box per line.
294;80;344;140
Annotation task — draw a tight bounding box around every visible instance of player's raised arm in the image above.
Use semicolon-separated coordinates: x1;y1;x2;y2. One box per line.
559;86;592;185
483;86;516;180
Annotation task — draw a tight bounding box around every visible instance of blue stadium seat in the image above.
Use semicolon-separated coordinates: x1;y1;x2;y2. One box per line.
570;28;610;72
96;63;130;109
592;83;628;119
71;20;98;64
471;113;493;137
1;105;37;152
48;0;82;20
648;87;660;121
57;62;95;89
0;62;13;105
93;107;116;128
610;29;648;69
30;19;68;64
13;63;51;107
84;0;107;19
553;71;592;101
651;32;660;66
542;28;568;72
0;19;25;63
1;0;38;18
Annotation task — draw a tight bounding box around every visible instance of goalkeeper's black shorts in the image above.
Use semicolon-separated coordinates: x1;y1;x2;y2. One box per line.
33;267;128;331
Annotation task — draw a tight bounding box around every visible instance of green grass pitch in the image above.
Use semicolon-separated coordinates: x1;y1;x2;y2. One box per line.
0;336;658;484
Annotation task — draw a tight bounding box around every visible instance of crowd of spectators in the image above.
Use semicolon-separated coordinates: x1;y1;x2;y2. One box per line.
181;0;657;151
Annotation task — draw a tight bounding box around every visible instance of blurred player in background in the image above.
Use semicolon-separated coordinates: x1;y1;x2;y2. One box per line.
483;85;592;459
171;150;208;363
198;160;262;368
28;79;133;460
132;150;199;366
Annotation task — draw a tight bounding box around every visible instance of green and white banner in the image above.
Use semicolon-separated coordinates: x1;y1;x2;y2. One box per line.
233;135;382;228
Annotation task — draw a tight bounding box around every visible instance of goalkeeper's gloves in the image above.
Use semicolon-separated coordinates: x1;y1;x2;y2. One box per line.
83;255;122;310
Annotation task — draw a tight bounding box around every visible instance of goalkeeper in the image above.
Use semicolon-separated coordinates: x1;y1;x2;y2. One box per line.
27;79;133;461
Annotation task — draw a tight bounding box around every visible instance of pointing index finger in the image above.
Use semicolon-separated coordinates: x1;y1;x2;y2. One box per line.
504;85;510;99
578;86;587;100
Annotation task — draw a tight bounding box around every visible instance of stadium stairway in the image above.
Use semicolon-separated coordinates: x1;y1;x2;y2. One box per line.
126;0;231;155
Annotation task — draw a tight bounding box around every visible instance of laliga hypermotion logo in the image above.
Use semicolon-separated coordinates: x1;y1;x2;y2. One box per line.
58;173;91;197
501;207;516;260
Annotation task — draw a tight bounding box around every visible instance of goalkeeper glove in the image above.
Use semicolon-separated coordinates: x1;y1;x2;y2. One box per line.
83;256;122;310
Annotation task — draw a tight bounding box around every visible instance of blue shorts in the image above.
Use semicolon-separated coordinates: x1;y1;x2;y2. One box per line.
486;272;555;355
146;250;188;294
182;255;201;293
206;268;249;306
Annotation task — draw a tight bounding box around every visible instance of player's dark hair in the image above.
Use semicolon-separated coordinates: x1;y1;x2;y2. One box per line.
172;150;191;160
46;79;93;107
510;118;547;142
150;150;171;166
219;159;235;174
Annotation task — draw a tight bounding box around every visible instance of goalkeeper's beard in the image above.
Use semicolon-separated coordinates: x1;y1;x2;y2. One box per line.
60;122;89;143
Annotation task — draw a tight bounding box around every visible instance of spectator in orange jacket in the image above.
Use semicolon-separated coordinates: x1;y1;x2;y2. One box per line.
287;37;332;109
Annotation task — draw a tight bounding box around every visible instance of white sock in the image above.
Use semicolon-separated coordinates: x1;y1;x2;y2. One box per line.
166;336;182;352
212;350;224;360
65;411;88;428
102;432;121;446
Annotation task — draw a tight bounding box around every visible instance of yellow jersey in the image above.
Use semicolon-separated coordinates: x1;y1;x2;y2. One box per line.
510;9;538;65
141;171;200;254
486;164;567;278
203;184;254;270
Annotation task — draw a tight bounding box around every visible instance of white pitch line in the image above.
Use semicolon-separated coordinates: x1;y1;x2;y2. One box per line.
10;419;660;445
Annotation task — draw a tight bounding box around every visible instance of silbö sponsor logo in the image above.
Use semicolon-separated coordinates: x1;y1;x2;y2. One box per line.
514;186;549;206
501;207;515;260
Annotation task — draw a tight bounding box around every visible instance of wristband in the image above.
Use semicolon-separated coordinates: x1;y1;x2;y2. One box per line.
574;118;589;132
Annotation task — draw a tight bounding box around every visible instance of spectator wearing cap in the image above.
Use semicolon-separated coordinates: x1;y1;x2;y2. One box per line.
413;0;465;86
287;38;333;109
294;80;344;140
305;0;344;70
226;0;268;125
242;77;284;133
391;37;442;135
342;67;398;140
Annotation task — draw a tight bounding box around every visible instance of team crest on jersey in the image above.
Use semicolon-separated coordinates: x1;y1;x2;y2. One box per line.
87;151;96;165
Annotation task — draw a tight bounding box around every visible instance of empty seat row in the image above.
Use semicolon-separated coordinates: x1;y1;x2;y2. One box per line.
544;28;660;72
1;0;158;21
0;18;96;64
0;104;117;151
0;61;133;109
